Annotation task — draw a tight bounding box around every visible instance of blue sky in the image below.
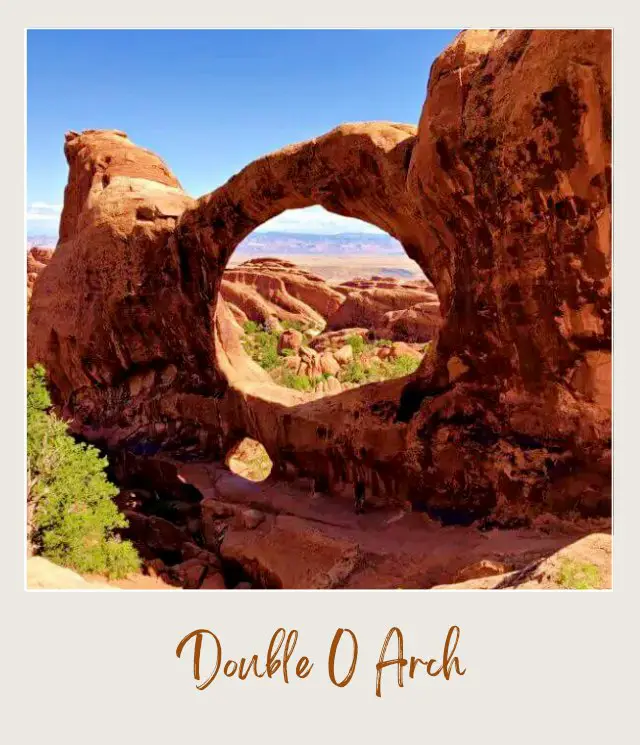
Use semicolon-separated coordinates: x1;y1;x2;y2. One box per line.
27;29;459;237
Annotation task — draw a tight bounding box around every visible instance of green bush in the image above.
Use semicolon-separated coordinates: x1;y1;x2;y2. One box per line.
340;354;420;386
280;371;313;391
558;559;601;590
243;320;260;334
346;334;365;355
27;365;140;578
387;354;421;377
281;319;305;332
242;328;281;370
342;361;368;384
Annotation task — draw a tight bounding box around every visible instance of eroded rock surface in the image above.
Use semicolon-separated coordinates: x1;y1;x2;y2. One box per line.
222;257;344;329
432;533;611;589
28;30;611;528
326;277;441;342
27;247;54;302
110;454;610;589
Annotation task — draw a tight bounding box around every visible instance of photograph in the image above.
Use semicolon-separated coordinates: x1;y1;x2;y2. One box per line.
26;28;612;591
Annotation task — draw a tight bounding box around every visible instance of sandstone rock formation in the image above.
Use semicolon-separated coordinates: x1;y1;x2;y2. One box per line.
28;30;612;530
326;276;441;342
222;257;343;329
27;246;54;302
27;557;117;589
432;532;611;589
308;327;369;353
110;455;610;589
380;300;441;342
278;328;303;352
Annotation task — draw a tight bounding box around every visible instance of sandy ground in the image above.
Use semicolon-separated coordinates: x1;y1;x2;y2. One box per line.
228;253;426;283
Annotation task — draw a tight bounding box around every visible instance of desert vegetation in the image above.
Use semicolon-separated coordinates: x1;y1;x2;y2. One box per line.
242;320;427;394
557;559;602;590
27;364;140;578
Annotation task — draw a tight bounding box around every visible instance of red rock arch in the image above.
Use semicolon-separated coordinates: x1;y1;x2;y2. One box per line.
28;30;611;522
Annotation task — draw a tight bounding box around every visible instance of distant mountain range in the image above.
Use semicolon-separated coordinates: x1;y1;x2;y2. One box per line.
27;231;405;256
27;234;57;249
235;231;404;257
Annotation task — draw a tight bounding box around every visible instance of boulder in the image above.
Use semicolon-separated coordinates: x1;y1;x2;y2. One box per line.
454;559;507;583
325;376;342;394
200;571;227;590
380;300;441;342
122;512;190;554
239;508;265;530
283;355;301;373
390;342;422;360
264;315;283;333
220;515;362;589
309;328;368;353
319;352;340;376
333;344;354;365
325;281;440;342
145;558;166;578
173;558;207;588
278;328;303;352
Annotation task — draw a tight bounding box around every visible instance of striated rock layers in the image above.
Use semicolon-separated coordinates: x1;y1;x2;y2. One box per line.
221;257;344;329
28;30;611;523
326;276;441;341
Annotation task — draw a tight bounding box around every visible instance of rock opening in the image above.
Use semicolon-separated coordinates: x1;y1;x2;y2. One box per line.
220;227;441;399
225;438;273;482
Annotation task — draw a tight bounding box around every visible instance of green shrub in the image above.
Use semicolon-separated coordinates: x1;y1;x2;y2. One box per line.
346;334;365;355
243;320;260;334
387;354;421;377
558;559;601;590
374;338;393;348
280;372;313;391
280;348;296;357
281;319;305;332
339;354;421;386
242;328;281;370
342;361;368;384
27;365;140;578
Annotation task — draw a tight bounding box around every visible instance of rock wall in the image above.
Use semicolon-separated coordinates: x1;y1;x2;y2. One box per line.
27;247;54;303
28;30;611;522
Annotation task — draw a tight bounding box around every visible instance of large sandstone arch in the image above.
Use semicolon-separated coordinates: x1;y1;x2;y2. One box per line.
28;30;611;522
